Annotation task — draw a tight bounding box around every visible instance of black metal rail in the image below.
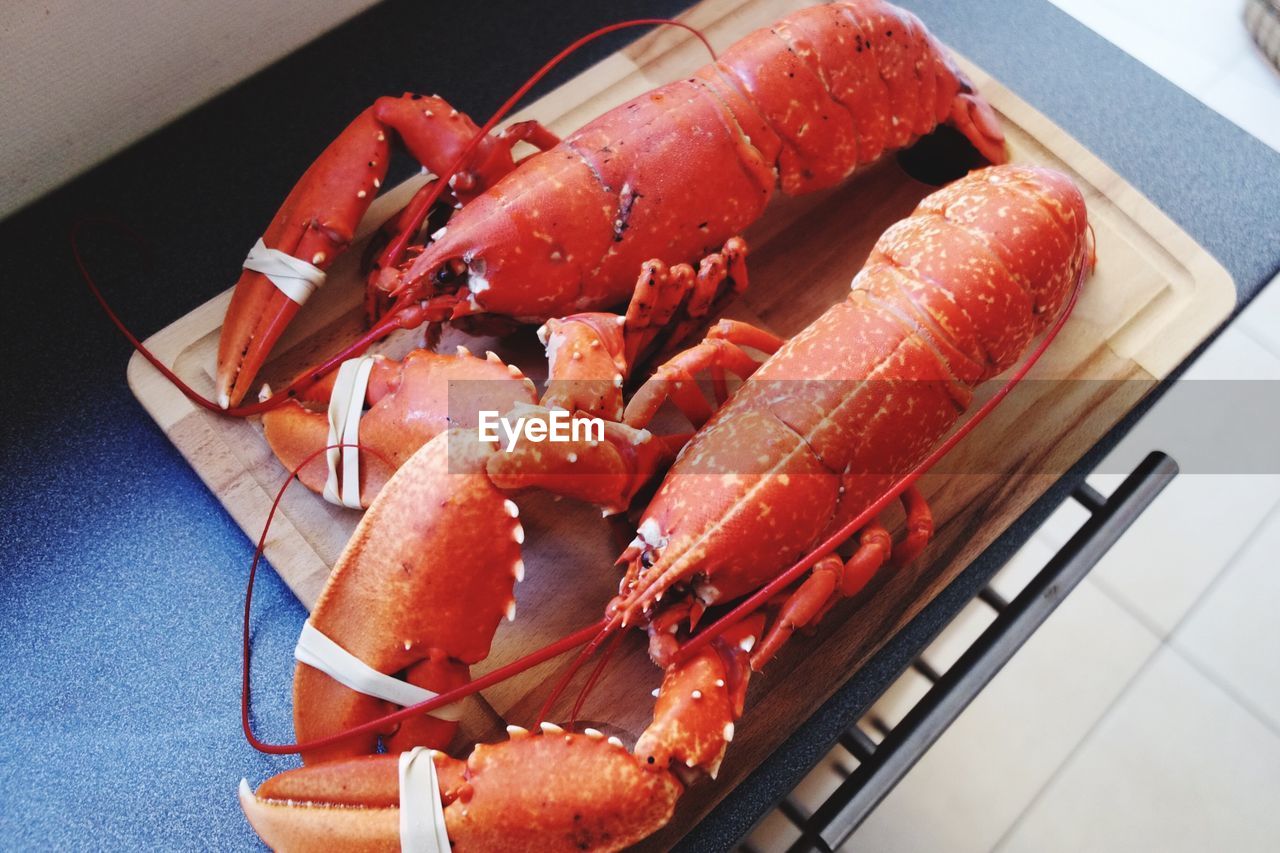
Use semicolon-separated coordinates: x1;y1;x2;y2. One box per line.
747;451;1178;853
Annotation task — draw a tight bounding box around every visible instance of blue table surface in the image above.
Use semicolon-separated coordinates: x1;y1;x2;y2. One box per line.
1;1;1277;849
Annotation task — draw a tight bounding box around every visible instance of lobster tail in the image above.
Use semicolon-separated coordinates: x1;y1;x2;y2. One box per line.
617;164;1088;620
714;0;1006;196
861;164;1090;378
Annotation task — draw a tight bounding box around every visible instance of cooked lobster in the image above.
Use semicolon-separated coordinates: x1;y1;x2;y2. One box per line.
262;238;749;507
238;163;1093;851
216;0;1007;409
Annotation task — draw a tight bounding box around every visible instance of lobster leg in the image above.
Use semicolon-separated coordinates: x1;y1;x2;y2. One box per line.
751;487;934;669
538;236;752;421
890;484;934;568
538;237;754;421
623;318;783;429
216;93;556;408
485;405;683;514
623;237;749;367
750;537;888;670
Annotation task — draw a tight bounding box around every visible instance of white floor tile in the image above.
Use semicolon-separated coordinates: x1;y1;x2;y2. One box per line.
1035;500;1091;550
1197;47;1280;154
1239;274;1280;359
840;582;1156;853
1091;473;1280;634
998;648;1280;853
921;598;997;674
987;535;1057;603
1174;504;1280;730
1046;0;1250;96
1085;325;1280;634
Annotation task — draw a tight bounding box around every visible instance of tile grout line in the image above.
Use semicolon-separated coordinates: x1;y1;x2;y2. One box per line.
1167;643;1280;740
1160;496;1280;639
1085;573;1173;638
1161;497;1280;739
987;629;1163;853
988;496;1280;852
1237;316;1280;363
1088;485;1280;639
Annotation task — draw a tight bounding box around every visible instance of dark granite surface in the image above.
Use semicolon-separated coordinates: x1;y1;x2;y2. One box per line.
1;0;1276;849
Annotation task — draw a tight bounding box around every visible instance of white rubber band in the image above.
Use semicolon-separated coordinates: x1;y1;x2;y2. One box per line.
322;356;376;509
242;238;327;305
294;621;465;722
399;747;451;853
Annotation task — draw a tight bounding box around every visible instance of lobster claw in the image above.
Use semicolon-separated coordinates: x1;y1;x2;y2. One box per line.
217;268;303;410
216;105;396;407
262;348;537;506
635;614;762;780
216;91;555;408
241;732;682;852
239;753;466;850
293;431;524;765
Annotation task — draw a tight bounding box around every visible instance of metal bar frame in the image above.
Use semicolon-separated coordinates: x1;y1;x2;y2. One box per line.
765;451;1178;852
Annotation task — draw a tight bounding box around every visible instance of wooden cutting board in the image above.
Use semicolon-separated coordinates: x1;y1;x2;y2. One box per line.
127;0;1233;847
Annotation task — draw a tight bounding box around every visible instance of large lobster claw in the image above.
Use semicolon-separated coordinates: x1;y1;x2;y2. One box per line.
216;94;553;408
293;431;524;765
216;106;395;409
240;731;682;852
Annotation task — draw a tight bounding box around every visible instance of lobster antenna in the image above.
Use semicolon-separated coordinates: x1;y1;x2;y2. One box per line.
569;628;627;726
673;256;1093;665
533;614;624;726
74;19;715;420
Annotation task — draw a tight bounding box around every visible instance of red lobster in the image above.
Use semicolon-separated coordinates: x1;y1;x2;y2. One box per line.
217;0;1007;410
238;164;1093;851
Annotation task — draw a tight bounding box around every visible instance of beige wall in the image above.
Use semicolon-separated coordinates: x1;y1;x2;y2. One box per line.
0;0;380;219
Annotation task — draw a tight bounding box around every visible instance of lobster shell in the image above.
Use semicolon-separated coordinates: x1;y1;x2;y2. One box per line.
240;163;1092;853
404;0;1005;322
621;164;1090;616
